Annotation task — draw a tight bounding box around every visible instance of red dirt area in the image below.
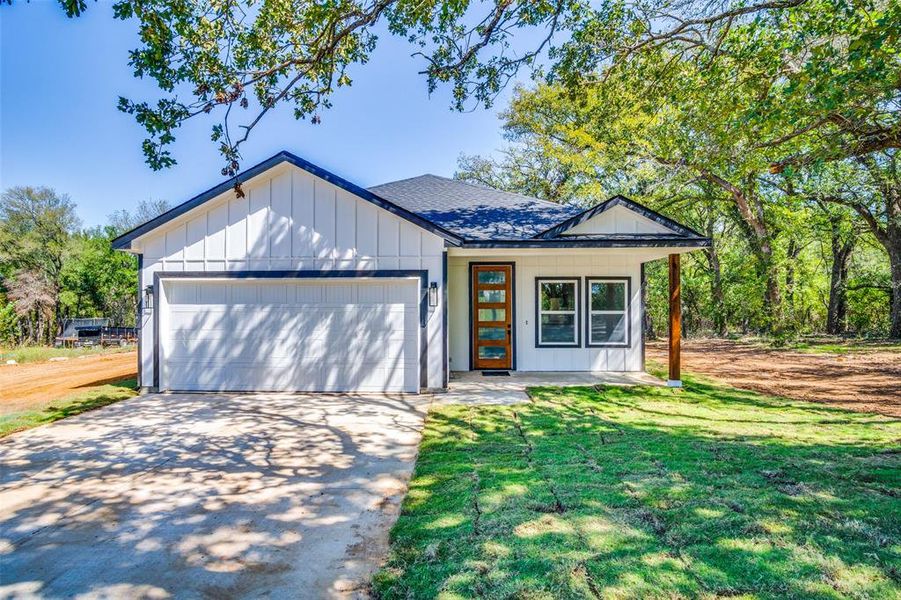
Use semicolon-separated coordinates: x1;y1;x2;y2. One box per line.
647;339;901;418
0;352;138;414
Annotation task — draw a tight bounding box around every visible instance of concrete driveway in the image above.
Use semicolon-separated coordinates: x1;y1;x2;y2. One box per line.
0;392;430;599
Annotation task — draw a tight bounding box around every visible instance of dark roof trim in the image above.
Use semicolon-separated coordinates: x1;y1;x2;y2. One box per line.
460;237;711;249
533;195;706;240
112;151;464;250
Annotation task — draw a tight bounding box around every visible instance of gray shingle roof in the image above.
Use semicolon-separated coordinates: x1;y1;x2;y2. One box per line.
368;174;582;240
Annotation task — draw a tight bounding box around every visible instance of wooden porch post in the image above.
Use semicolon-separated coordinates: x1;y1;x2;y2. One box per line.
668;253;682;387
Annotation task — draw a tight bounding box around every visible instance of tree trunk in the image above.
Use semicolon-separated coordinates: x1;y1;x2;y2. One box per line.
705;220;727;336
761;247;782;325
826;223;854;335
890;240;901;339
694;169;780;332
785;238;800;324
729;184;781;328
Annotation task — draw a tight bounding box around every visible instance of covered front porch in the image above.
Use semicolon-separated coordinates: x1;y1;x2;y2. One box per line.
444;248;687;388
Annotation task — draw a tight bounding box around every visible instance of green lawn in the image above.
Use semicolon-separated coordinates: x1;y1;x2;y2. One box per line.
0;344;133;364
373;377;901;599
0;378;138;437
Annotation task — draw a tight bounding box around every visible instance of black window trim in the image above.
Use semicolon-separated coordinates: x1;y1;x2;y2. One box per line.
585;276;631;348
534;277;581;348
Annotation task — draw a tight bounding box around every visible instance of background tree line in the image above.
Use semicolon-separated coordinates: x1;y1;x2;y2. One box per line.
0;189;169;346
23;0;901;341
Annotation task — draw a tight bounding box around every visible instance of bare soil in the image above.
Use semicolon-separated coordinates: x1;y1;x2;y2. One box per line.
647;339;901;417
0;351;138;414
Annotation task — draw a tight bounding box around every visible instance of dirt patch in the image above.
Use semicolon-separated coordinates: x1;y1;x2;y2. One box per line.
0;351;137;414
647;339;901;418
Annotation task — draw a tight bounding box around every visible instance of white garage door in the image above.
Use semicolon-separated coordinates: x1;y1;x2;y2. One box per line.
159;278;421;393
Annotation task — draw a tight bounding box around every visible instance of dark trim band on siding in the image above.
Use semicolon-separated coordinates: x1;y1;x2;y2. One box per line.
112;151;464;250
442;250;449;387
534;277;581;349
151;269;429;392
136;254;143;389
584;276;632;348
533;195;707;240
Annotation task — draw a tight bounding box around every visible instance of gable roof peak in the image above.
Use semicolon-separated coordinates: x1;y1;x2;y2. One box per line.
533;194;706;240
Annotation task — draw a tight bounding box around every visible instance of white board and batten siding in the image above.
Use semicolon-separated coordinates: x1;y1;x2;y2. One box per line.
447;253;645;373
135;163;445;391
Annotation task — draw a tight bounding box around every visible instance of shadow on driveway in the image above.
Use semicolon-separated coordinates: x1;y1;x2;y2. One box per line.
0;392;429;599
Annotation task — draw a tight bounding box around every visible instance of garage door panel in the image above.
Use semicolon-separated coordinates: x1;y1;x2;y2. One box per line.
161;278;420;393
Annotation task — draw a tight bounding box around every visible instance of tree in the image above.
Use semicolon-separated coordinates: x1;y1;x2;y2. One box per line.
62;226;140;326
108;198;172;234
51;0;897;173
55;0;577;173
837;153;901;337
0;187;80;343
5;271;57;344
456;149;580;205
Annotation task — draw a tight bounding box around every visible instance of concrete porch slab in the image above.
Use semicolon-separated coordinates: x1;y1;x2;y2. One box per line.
436;370;664;405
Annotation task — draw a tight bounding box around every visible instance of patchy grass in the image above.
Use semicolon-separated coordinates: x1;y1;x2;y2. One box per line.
373;377;901;599
0;344;134;364
0;377;138;437
788;341;901;355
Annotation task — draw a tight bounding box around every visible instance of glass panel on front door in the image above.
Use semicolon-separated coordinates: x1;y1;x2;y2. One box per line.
477;270;506;284
472;265;513;370
478;326;506;340
478;308;506;321
478;346;507;359
477;289;506;304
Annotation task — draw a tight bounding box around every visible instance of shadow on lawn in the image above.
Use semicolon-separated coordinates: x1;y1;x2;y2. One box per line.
374;379;901;599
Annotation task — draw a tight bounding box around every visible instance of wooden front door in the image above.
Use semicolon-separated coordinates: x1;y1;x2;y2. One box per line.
471;264;513;370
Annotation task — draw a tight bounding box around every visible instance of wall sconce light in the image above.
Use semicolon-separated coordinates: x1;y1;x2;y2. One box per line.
428;282;438;307
143;285;154;311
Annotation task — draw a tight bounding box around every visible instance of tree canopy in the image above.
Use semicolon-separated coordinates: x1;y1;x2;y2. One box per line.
24;0;901;338
0;189;169;345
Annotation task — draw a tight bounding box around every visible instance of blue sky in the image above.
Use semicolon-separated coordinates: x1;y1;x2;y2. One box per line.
1;2;520;228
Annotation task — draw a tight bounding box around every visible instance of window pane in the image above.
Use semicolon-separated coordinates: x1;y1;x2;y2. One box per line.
591;281;625;311
591;313;626;344
540;281;576;311
477;270;506;284
478;289;505;304
540;314;576;344
478;308;506;321
478;327;506;341
478;346;507;359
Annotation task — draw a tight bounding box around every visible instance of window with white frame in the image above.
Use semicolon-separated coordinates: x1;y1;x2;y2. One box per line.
587;278;629;346
536;278;580;346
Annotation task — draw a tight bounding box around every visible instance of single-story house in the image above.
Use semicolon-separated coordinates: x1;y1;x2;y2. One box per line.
113;151;709;394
